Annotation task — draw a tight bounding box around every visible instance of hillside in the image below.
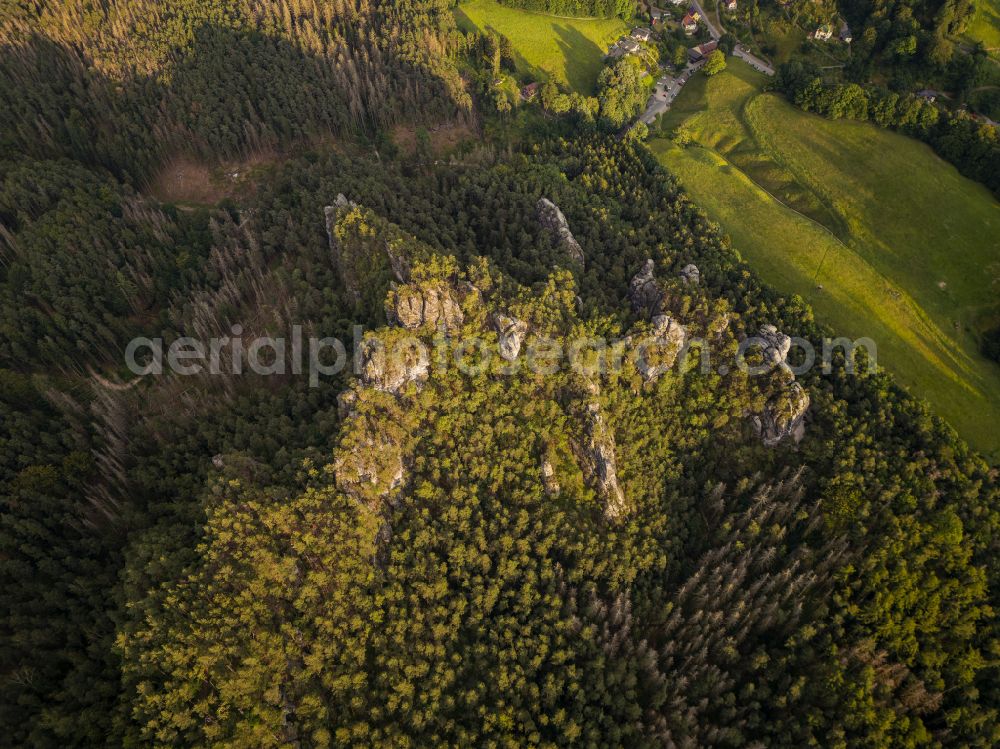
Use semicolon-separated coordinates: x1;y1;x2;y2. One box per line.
6;135;998;746
454;0;627;93
2;3;1000;747
652;61;1000;455
966;0;1000;56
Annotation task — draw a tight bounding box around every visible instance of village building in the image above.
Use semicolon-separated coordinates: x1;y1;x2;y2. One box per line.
839;21;852;42
631;27;653;42
520;82;540;101
916;89;938;103
607;36;642;58
811;24;834;41
681;11;700;34
688;40;718;62
723;0;737;11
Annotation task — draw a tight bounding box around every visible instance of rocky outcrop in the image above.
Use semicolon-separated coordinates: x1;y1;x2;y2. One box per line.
636;314;687;382
336;334;421;506
356;336;429;393
629;259;665;317
325;198;430;312
541;459;560;496
679;263;700;285
754;381;810;447
384;238;411;284
537;198;585;265
337;389;358;420
491;312;528;361
750;324;809;446
758;324;792;368
585;400;628;519
386;283;464;332
334;430;406;508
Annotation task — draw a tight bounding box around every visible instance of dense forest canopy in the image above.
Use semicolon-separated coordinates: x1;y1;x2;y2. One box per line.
1;1;999;747
0;0;471;180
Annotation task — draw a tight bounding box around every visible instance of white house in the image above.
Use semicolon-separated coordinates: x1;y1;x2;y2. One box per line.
811;24;833;41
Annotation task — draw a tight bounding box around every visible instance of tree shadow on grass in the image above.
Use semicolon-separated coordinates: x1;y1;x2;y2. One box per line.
453;6;548;84
553;23;608;94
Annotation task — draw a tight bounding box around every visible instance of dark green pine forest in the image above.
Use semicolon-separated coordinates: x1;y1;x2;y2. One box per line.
2;1;999;747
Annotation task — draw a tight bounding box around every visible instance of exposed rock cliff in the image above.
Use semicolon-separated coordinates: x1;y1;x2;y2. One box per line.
679;263;700;285
584;399;628;519
629;259;665;317
356;335;430;393
325;195;432;317
636;314;687;382
324;196;362;304
755;380;810;447
386;283;464;332
491;312;528;361
541;459;560;496
537;198;585;265
759;323;792;368
750;324;809;446
334;429;406;507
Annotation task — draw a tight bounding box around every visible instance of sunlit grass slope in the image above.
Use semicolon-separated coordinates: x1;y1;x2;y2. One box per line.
965;0;1000;56
651;60;1000;455
454;0;628;93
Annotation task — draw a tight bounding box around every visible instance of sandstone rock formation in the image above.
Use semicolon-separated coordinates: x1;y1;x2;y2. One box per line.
537;198;585;265
755;381;810;447
585;400;628;519
750;324;809;446
629;259;665;317
541;459;560;496
334;430;405;508
324;197;361;303
325;196;426;310
356;336;429;393
384;238;411;284
636;314;687;382
337;389;358;420
491;312;528;361
385;283;464;332
679;263;700;285
758;323;792;368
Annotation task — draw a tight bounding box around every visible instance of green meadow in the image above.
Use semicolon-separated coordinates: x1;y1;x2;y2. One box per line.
965;0;1000;55
454;0;628;93
651;61;1000;455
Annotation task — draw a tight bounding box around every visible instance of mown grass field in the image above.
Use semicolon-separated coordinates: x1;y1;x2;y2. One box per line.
651;61;1000;455
454;0;627;93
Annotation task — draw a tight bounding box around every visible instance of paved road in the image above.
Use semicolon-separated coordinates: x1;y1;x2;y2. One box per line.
733;44;774;75
638;4;774;126
688;0;721;39
687;0;775;75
